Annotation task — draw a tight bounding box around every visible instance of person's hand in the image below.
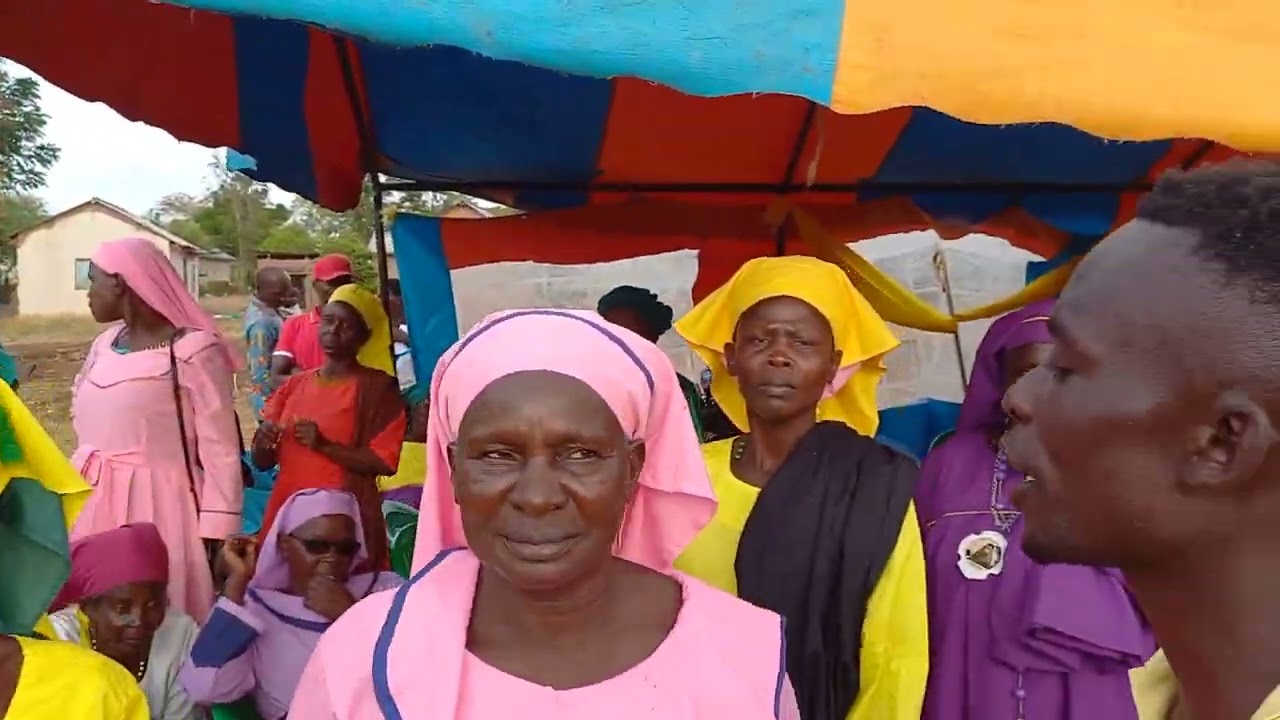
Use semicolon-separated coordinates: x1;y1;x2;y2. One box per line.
219;536;258;604
293;420;329;450
253;421;281;454
221;535;258;580
303;575;355;621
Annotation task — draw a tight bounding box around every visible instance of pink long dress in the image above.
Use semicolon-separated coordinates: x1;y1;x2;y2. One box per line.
71;326;243;620
289;548;801;719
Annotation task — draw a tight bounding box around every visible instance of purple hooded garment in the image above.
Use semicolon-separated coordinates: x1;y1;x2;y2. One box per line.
915;301;1155;720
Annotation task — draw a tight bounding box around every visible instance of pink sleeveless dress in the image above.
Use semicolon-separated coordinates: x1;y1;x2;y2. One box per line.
289;548;800;719
71;326;243;621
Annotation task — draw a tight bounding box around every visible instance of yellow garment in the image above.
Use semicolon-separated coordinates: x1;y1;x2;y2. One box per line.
829;2;1280;152
674;255;899;436
328;285;395;377
780;201;1076;334
377;441;426;492
6;635;149;719
1131;649;1280;720
674;439;929;720
0;382;91;531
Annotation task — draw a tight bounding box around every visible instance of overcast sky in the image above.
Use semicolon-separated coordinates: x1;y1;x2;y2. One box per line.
10;62;291;216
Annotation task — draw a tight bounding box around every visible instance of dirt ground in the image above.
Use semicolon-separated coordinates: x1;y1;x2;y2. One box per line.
0;295;257;454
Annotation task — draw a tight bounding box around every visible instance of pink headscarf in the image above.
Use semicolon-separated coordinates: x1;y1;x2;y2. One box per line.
412;308;716;574
91;237;243;369
250;488;369;591
50;523;169;610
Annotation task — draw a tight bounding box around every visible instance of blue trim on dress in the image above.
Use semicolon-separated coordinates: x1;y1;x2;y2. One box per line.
190;606;260;667
773;615;787;718
372;547;465;720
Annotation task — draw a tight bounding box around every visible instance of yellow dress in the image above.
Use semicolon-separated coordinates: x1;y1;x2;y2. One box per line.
674;439;929;720
1131;649;1280;720
6;635;149;719
377;441;426;492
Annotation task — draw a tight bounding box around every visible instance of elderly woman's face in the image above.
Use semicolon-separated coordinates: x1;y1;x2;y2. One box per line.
81;581;167;662
320;301;369;358
281;514;361;587
452;370;643;591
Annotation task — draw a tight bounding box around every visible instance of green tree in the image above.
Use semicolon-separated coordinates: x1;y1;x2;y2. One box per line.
0;63;59;194
0;193;48;283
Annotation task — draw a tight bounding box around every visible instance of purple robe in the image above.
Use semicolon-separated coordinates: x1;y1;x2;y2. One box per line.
915;301;1155;720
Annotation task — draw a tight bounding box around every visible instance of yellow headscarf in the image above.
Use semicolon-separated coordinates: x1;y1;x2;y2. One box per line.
675;256;899;437
328;285;396;377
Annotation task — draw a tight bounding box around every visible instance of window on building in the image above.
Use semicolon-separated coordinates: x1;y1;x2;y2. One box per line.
73;259;92;290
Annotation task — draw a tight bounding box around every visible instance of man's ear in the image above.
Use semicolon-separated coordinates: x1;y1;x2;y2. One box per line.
1184;390;1277;492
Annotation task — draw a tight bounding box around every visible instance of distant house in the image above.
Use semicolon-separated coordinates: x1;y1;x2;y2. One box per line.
199;250;237;286
368;196;496;278
11;197;205;316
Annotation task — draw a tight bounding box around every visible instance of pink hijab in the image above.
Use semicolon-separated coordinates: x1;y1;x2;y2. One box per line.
412;308;716;574
50;523;169;610
92;237;242;369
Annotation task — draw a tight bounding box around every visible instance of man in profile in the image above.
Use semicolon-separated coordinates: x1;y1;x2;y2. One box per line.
1004;161;1280;720
244;267;295;421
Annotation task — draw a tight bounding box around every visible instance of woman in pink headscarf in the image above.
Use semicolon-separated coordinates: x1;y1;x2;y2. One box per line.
71;237;244;621
288;309;799;720
47;523;202;720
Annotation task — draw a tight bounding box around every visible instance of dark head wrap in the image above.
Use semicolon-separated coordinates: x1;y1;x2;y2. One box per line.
596;285;674;340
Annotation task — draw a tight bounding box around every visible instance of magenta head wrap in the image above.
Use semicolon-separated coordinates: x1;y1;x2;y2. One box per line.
91;237;243;369
51;523;168;610
412;308;716;574
956;299;1055;432
250;488;368;591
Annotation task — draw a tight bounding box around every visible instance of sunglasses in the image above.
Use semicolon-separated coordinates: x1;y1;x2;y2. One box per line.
289;535;361;557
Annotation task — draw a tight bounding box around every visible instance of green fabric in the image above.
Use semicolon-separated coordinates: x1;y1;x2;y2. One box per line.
0;477;71;635
678;375;704;441
383;501;418;579
0;344;17;389
211;698;265;720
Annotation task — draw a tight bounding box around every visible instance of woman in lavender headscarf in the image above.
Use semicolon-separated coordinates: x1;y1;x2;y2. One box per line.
915;301;1154;720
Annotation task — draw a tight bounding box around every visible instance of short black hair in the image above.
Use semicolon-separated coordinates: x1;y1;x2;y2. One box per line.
1137;160;1280;306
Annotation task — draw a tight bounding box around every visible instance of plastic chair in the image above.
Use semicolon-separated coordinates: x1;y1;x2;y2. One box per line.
383;500;419;579
210;698;264;720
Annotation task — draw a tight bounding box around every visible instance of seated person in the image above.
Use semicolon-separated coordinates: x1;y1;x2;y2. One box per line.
179;489;403;720
49;523;202;719
0;380;149;719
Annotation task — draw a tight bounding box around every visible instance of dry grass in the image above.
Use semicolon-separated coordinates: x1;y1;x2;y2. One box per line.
0;295;257;453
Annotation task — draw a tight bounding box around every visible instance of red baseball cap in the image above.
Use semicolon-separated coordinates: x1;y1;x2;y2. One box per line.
312;254;353;282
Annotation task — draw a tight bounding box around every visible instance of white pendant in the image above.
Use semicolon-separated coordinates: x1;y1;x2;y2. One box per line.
956;530;1008;581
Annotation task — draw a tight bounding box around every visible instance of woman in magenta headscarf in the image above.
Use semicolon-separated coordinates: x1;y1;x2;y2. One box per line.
289;309;798;719
914;301;1154;720
47;523;202;720
71;237;244;621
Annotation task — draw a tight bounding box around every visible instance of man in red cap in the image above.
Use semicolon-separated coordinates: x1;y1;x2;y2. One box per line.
270;253;354;385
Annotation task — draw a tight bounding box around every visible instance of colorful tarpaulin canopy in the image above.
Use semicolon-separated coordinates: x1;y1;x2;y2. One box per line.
2;0;1273;329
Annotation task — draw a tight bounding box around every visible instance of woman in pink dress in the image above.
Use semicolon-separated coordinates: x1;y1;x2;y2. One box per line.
71;237;244;621
289;309;801;720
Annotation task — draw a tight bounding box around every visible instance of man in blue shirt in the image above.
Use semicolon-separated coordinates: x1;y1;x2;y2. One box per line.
243;267;295;421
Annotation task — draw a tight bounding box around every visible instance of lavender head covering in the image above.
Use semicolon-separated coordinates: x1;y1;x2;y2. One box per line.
249;488;368;592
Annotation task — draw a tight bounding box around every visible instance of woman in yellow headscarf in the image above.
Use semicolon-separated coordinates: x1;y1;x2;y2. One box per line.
673;256;928;720
0;382;150;718
251;284;407;570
